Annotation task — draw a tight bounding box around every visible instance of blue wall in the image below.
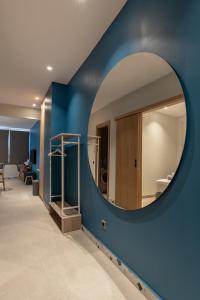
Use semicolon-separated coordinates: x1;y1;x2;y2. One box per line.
30;120;40;178
61;1;200;299
41;1;200;298
43;83;68;203
52;82;69;136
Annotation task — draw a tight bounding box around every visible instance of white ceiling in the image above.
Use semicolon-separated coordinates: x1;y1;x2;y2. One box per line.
157;102;186;117
0;0;126;108
0;116;37;130
93;53;174;113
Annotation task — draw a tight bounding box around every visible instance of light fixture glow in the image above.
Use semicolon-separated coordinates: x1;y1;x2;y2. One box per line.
32;103;36;107
46;65;53;71
35;97;40;100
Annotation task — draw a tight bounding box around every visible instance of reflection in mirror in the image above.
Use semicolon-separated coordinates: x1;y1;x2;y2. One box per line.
88;53;186;210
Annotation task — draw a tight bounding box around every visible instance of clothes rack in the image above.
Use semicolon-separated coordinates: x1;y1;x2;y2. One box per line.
49;133;81;233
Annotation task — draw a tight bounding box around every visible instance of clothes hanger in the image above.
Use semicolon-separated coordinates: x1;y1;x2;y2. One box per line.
48;148;67;157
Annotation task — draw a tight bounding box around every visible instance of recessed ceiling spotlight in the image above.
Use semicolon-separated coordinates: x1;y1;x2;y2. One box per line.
35;97;40;100
164;106;168;110
46;65;53;71
32;103;37;107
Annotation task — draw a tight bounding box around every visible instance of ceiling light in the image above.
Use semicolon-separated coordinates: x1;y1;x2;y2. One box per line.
164;106;168;110
32;103;36;107
46;65;53;71
35;97;40;100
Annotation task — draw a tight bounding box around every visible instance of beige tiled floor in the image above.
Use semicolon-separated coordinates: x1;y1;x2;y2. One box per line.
0;179;146;300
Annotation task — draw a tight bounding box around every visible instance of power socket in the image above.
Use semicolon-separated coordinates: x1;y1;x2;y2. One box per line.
101;219;107;230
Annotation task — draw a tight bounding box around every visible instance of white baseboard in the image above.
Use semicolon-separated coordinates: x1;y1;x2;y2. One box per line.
82;226;162;300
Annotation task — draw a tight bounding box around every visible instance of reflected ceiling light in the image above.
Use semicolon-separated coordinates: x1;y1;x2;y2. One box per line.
35;97;40;100
32;103;36;107
164;106;168;110
46;65;53;71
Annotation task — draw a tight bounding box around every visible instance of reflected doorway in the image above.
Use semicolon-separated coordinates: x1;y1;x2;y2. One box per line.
96;121;110;198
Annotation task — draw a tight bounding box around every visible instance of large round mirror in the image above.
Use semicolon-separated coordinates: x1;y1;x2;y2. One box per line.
88;53;186;210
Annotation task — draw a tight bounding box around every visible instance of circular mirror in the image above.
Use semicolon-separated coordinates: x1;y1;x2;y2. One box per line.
88;53;186;210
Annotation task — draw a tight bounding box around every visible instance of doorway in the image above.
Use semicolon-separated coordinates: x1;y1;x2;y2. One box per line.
115;95;185;210
96;121;110;198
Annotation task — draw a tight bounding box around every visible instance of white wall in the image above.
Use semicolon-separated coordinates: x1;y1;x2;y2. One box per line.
88;73;183;202
4;165;18;178
0;103;40;120
142;112;186;196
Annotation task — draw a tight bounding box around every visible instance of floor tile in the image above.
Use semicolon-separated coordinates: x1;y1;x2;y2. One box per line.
0;179;146;300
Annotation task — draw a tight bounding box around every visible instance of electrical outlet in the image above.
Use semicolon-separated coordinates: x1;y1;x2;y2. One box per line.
101;219;107;230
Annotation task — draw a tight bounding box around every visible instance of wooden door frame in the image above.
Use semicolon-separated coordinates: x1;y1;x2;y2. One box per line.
115;94;184;121
115;94;185;209
96;121;110;199
137;112;142;208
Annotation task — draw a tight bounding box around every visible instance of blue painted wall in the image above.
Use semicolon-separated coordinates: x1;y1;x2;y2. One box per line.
52;82;68;136
42;83;68;203
60;1;200;299
30;120;40;178
41;1;200;298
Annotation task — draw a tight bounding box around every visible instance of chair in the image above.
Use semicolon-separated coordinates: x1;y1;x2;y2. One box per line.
0;163;5;191
18;164;24;179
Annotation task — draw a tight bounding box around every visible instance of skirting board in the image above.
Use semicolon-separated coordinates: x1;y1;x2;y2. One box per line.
82;226;162;300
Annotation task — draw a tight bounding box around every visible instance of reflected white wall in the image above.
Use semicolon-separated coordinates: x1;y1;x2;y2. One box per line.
142;112;186;196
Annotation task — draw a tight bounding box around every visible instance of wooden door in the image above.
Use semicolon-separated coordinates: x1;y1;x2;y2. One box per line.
115;113;142;210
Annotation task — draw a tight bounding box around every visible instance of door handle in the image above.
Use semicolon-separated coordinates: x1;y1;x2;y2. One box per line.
134;159;137;168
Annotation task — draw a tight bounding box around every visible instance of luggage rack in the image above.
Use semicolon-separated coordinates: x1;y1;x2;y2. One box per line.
48;133;81;232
